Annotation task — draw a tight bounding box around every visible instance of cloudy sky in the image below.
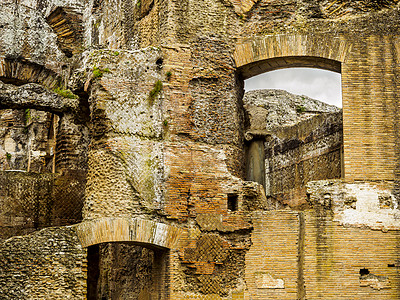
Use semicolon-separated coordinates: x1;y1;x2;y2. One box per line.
244;68;342;107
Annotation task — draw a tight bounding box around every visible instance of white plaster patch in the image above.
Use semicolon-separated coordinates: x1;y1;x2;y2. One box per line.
255;272;285;289
360;274;391;290
4;137;16;153
332;183;400;230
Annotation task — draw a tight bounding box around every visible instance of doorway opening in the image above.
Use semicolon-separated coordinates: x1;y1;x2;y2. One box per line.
243;67;343;209
87;242;169;300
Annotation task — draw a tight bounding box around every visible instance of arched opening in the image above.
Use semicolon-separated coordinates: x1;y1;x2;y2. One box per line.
0;63;90;238
87;242;169;300
239;59;343;209
75;217;182;299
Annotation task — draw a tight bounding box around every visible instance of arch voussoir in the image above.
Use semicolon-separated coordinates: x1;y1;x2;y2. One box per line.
0;57;61;88
74;217;183;250
234;34;352;79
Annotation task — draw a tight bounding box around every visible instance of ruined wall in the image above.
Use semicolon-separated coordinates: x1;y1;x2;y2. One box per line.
245;211;300;300
79;48;166;220
266;112;342;209
304;210;400;299
304;180;400;299
0;0;400;299
0;226;87;300
0;171;85;239
244;183;400;300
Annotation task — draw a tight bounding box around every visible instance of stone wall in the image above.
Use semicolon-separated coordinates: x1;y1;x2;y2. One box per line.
265;112;343;209
79;48;166;221
0;226;86;300
0;171;85;239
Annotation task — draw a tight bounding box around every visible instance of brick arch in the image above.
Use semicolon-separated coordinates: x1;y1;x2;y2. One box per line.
74;217;183;250
233;34;352;79
0;57;61;89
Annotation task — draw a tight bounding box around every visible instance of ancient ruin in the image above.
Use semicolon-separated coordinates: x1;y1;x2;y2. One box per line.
1;0;400;299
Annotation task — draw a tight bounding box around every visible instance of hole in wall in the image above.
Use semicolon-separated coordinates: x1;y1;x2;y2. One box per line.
388;264;395;267
227;194;238;211
64;50;73;58
360;268;370;276
87;242;168;299
156;58;163;68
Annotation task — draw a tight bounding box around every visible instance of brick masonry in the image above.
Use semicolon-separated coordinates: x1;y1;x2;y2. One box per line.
0;0;400;299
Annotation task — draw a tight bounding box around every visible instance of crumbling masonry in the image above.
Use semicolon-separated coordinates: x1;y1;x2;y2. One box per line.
1;0;400;299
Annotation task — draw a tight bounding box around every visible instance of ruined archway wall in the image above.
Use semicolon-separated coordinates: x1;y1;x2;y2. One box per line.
232;32;399;183
230;18;400;184
159;4;400;298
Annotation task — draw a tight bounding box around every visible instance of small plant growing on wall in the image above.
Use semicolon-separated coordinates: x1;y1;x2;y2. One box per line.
24;108;31;125
148;80;163;105
166;71;172;80
54;87;78;99
92;67;111;79
296;105;306;113
6;152;11;160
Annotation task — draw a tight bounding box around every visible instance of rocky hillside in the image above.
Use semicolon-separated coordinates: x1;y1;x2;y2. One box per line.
243;89;341;131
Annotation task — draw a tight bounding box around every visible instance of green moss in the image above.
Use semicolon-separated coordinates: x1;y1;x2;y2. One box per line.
24;108;31;124
54;87;78;99
92;67;111;78
296;105;306;113
163;119;168;127
137;0;141;8
166;71;172;80
148;80;163;105
113;51;119;56
6;152;11;160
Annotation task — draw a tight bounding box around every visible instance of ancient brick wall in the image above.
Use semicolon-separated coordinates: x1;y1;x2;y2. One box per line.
0;227;87;300
0;171;85;239
245;211;300;300
304;209;400;299
341;35;400;182
243;204;400;300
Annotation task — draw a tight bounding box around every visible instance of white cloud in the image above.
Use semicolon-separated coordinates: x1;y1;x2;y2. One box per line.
244;68;342;107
